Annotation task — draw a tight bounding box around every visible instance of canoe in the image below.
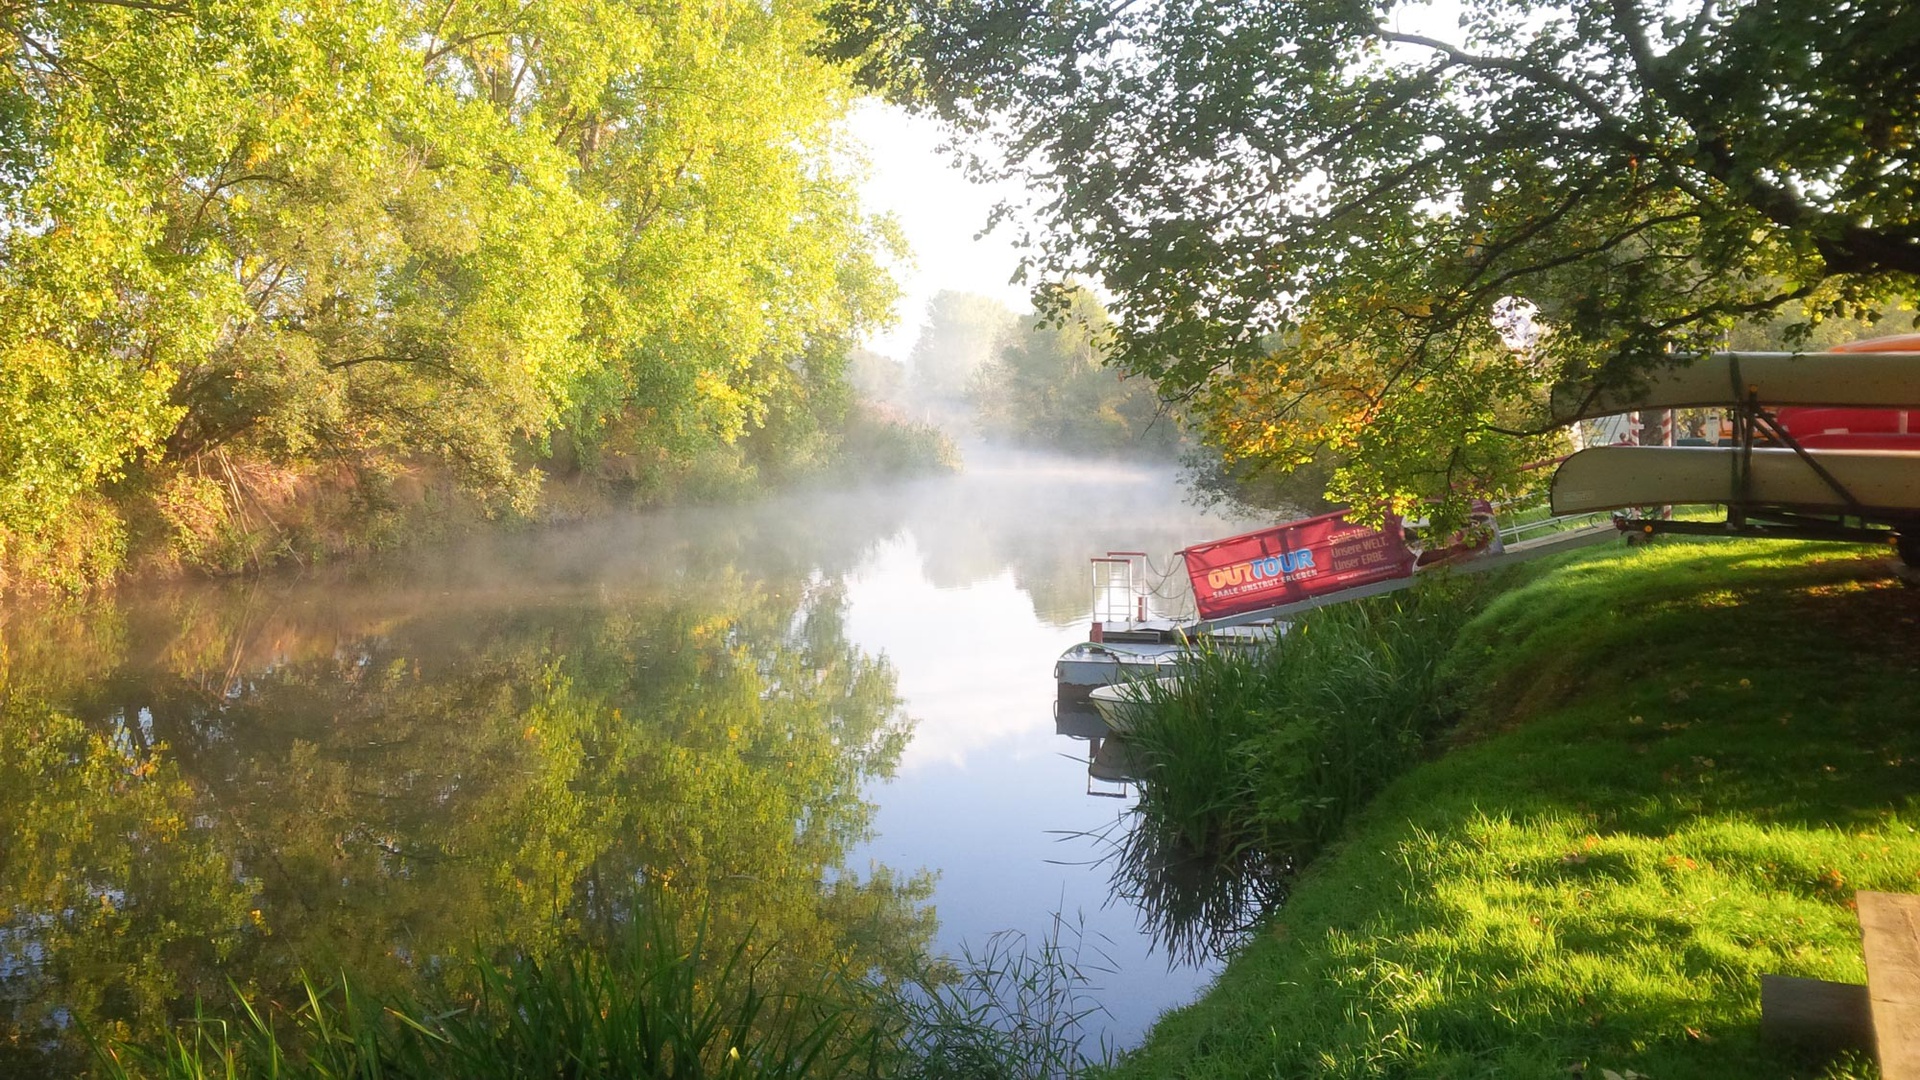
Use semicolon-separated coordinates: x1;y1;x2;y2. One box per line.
1550;446;1920;517
1552;335;1920;423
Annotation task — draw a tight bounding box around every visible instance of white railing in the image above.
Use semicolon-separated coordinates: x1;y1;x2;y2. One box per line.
1498;508;1615;547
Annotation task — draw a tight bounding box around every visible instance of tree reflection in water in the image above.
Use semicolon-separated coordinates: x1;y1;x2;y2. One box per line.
0;452;1258;1071
0;568;931;1074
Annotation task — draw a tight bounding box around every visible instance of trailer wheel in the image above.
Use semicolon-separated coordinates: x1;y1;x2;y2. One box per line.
1899;529;1920;568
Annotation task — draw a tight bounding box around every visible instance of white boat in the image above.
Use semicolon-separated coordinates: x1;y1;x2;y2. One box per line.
1087;676;1180;733
1053;622;1283;697
1551;446;1920;516
1053;640;1183;694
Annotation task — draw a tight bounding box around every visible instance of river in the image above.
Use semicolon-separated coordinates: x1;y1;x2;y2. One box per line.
0;447;1257;1072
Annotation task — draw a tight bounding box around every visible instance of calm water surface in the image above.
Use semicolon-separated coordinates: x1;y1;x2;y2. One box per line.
0;448;1255;1071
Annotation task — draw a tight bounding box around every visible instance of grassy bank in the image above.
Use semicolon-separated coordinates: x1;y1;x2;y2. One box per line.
1107;539;1920;1078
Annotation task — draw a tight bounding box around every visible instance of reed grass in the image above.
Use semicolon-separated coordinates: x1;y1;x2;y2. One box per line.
92;899;1112;1080
1120;576;1489;892
890;918;1110;1080
93;906;890;1080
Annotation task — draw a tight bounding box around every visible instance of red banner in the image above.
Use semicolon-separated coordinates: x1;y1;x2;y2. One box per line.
1182;510;1416;620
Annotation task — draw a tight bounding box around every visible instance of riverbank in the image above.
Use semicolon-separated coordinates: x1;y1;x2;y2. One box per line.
1105;538;1919;1079
0;403;956;599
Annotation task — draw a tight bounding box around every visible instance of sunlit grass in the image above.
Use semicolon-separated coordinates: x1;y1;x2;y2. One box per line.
1103;538;1919;1079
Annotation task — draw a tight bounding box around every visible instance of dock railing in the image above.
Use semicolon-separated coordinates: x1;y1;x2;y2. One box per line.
1497;506;1616;548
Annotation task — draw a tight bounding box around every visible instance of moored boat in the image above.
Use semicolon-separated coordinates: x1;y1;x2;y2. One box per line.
1053;640;1183;695
1088;676;1180;732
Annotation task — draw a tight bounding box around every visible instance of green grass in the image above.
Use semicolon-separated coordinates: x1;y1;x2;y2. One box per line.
1103;538;1920;1079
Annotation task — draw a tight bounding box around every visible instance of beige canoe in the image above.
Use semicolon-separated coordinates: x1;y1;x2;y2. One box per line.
1550;446;1920;516
1553;350;1920;423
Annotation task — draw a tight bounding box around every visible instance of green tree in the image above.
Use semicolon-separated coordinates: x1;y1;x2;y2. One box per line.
971;286;1180;455
1;0;902;590
825;0;1920;520
905;290;1016;406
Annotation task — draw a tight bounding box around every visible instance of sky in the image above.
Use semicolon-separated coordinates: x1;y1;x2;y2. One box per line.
842;2;1468;364
846;101;1033;361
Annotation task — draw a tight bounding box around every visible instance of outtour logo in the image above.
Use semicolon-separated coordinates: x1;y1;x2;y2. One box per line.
1205;548;1316;590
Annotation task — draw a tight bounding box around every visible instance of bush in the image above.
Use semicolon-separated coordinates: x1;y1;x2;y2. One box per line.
833;406;961;480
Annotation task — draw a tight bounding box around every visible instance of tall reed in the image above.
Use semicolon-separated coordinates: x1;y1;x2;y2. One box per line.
889;918;1110;1080
1115;576;1489;945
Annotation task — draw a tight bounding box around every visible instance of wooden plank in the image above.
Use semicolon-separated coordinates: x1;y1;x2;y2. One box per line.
1858;891;1920;1077
1760;975;1872;1053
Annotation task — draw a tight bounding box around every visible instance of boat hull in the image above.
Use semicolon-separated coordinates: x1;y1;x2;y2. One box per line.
1550;446;1920;517
1087;676;1179;733
1554;342;1920;423
1054;641;1182;693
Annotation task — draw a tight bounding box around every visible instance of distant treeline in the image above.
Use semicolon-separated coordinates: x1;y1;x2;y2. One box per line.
870;287;1182;456
0;0;948;594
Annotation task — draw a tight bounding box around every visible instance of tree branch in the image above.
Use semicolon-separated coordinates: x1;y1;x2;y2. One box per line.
1372;27;1622;131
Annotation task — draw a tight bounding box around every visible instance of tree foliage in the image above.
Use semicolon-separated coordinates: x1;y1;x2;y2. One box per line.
824;0;1920;518
1;0;903;589
905;290;1016;405
970;285;1181;455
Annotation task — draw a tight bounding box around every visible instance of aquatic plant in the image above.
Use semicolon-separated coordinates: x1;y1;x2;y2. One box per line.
91;900;1114;1080
94;907;888;1080
890;918;1112;1080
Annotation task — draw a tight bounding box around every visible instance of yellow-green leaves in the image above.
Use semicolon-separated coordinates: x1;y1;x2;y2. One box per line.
832;0;1920;522
2;0;897;589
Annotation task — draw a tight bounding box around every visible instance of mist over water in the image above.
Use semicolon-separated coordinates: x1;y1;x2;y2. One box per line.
0;444;1259;1066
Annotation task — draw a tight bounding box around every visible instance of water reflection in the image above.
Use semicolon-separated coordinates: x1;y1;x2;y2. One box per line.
0;564;930;1072
1100;807;1287;969
0;447;1259;1068
1054;700;1284;969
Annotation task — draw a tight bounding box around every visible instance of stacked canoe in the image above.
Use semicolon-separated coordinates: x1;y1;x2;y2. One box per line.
1550;334;1920;524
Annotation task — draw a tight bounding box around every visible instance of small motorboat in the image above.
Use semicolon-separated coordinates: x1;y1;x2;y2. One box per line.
1053;640;1183;695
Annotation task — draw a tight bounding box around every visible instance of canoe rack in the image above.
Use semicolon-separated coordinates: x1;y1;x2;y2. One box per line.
1549;347;1920;562
1607;371;1917;558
